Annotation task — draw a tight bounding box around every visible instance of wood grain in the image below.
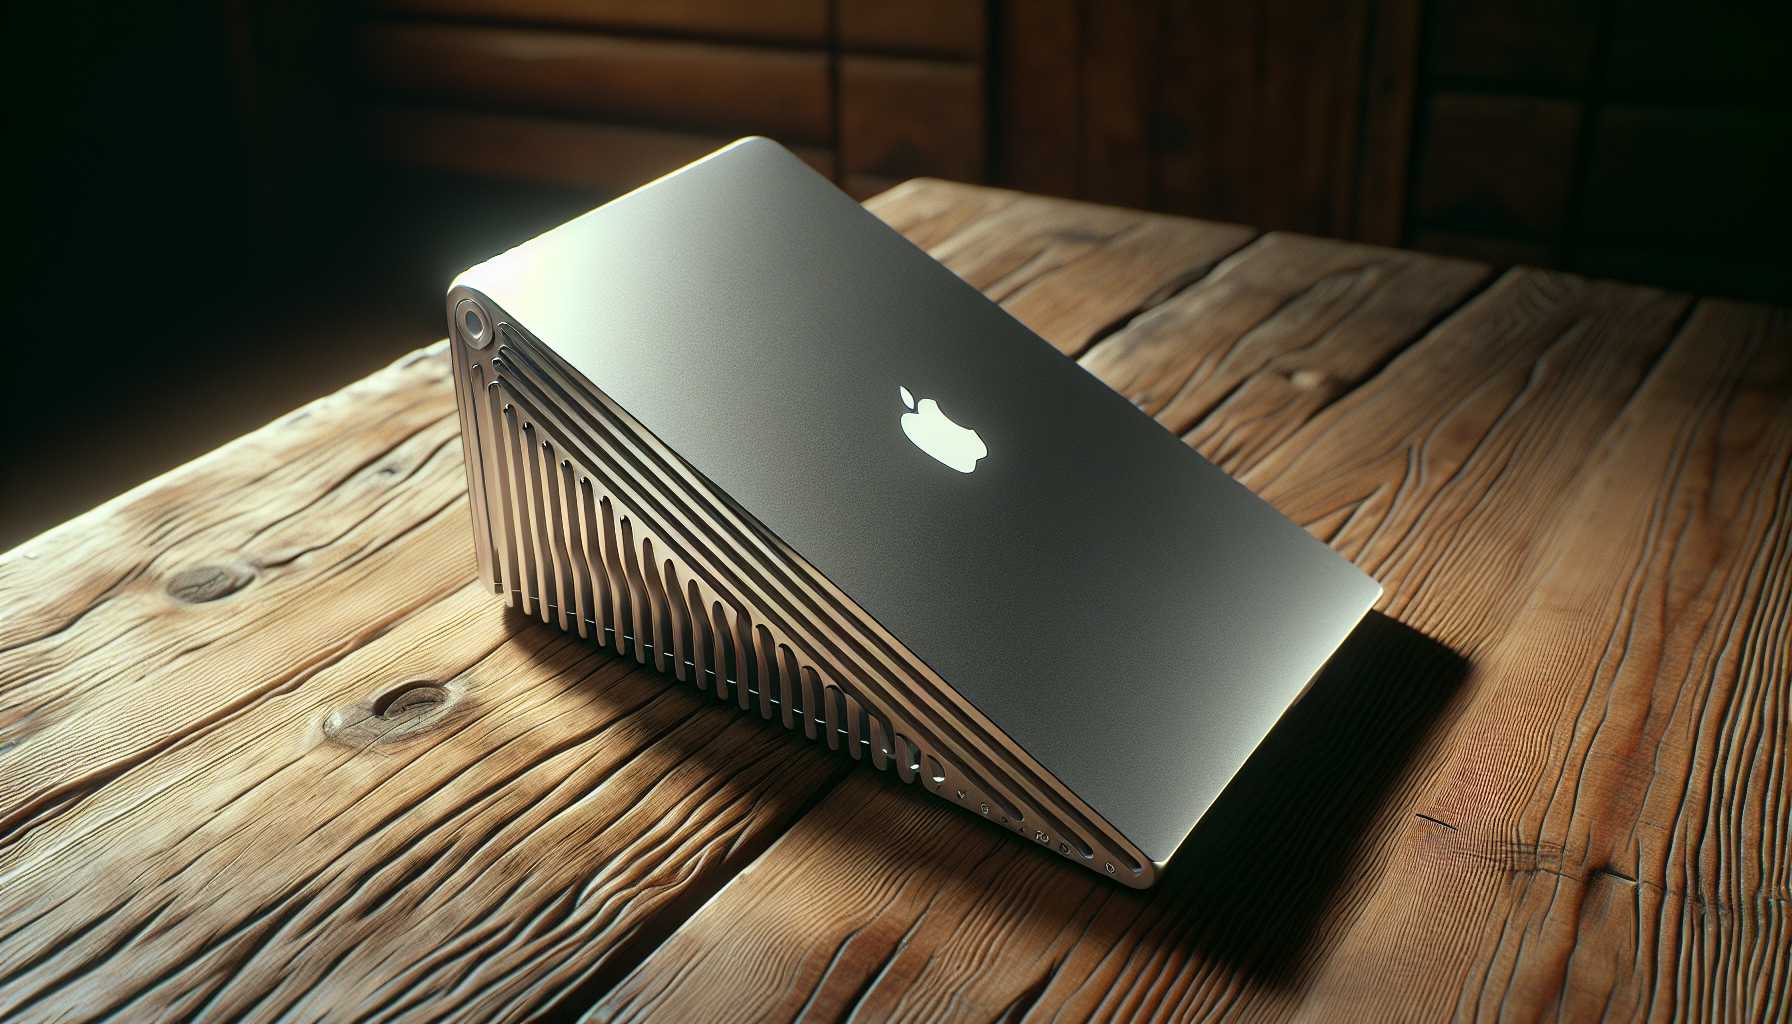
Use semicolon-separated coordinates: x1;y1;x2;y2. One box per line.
0;345;858;1019
1078;0;1153;208
1151;0;1372;235
369;0;830;44
839;56;985;184
837;0;985;59
1078;232;1489;442
1301;297;1792;1021
584;228;1790;1017
1424;0;1602;86
4;181;1789;1022
1412;94;1582;242
356;23;832;142
362;106;833;195
865;180;1257;356
0;184;1244;1021
1352;0;1423;245
995;0;1081;198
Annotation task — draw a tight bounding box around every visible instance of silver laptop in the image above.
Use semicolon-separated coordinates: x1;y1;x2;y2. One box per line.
445;138;1380;887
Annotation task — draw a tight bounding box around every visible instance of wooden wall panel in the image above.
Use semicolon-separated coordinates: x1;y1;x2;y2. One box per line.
837;0;986;58
1412;95;1580;242
1402;4;1789;298
371;0;829;43
1580;106;1792;241
1079;0;1153;208
364;107;832;195
1150;0;1250;221
1424;0;1602;85
354;3;990;200
1407;228;1555;270
357;24;832;142
339;0;1786;301
1572;246;1792;307
1151;0;1372;234
841;174;904;201
996;0;1080;197
989;0;1422;240
1606;1;1792;93
1353;0;1425;244
839;56;984;183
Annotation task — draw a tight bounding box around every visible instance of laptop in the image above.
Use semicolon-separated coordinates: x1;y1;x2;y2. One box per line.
446;137;1381;887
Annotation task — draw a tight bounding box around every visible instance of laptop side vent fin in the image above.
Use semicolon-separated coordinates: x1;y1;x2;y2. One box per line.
449;316;1154;886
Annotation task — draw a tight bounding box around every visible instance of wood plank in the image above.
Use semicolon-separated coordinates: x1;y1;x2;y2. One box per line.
1000;212;1259;358
0;582;851;1020
355;24;832;142
0;183;1228;1021
859;178;1019;252
838;56;984;182
586;613;1464;1022
837;0;985;59
1;352;980;1016
584;264;1779;1019
0;194;1015;1022
361;107;833;195
1080;232;1488;439
1297;299;1792;1020
867;181;1258;355
368;0;829;44
0;350;473;828
994;0;1080;197
1409;227;1559;273
6;180;1787;1020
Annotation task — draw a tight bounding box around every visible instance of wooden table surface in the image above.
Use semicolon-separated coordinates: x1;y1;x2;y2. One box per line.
3;181;1788;1022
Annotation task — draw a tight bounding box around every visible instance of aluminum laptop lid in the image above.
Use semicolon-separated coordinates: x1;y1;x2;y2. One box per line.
453;138;1382;868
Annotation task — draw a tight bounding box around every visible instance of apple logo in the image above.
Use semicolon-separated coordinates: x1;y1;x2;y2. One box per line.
899;386;987;473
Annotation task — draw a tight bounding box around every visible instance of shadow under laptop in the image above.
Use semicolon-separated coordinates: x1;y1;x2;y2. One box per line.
516;603;1465;1005
1134;609;1469;983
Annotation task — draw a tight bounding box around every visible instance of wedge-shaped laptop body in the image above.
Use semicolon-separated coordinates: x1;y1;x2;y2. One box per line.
446;138;1381;888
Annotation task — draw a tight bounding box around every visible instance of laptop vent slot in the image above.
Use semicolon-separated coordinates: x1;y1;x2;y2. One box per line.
452;320;1156;882
491;397;935;783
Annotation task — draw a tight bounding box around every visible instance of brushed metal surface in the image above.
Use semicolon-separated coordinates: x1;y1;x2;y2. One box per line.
449;138;1382;878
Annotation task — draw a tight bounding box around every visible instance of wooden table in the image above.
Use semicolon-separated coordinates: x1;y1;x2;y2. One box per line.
3;181;1787;1022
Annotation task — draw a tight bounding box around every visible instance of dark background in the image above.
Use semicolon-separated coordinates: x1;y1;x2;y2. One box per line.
6;0;1788;550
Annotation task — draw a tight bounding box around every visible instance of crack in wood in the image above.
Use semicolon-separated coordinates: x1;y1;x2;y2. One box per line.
1070;233;1265;359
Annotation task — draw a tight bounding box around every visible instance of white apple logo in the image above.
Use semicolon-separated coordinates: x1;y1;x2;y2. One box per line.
899;386;987;473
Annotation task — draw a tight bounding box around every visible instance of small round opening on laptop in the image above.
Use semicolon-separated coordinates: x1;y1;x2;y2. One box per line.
455;298;492;348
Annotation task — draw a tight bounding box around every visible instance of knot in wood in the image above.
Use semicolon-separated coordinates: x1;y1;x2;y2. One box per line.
324;680;455;747
374;681;449;719
166;563;255;603
1287;368;1337;392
